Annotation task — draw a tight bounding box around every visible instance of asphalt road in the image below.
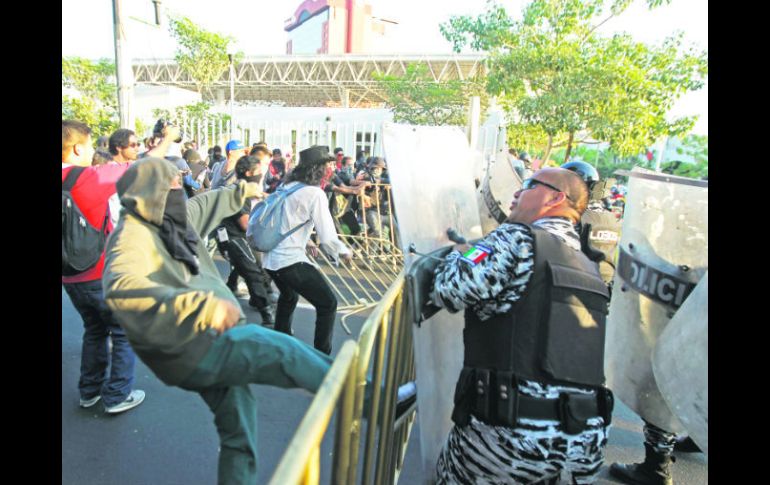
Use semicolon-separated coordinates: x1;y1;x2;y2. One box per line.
62;261;706;484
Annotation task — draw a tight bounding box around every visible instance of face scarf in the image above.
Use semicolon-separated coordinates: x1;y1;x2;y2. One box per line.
245;173;263;185
158;188;200;275
321;165;335;190
269;160;285;178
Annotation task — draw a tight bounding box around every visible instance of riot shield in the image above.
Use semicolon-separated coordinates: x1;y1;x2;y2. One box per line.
478;149;523;235
382;123;484;483
605;168;708;433
652;272;708;456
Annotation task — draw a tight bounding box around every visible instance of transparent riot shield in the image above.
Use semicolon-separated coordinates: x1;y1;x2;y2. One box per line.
477;149;523;235
605;168;708;433
382;122;484;483
653;272;708;456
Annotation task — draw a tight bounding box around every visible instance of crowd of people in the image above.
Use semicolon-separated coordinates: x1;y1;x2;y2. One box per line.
63;119;373;483
63;117;698;484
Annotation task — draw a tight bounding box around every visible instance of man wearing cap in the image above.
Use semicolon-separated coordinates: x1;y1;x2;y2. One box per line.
431;168;613;484
211;140;247;190
261;146;353;355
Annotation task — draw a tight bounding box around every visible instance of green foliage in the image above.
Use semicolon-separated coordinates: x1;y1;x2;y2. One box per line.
554;144;652;179
507;123;551;156
61;57;119;140
373;63;488;125
667;134;707;178
440;0;707;158
168;16;240;97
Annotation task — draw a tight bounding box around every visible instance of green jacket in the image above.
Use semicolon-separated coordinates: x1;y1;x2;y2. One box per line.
102;157;258;385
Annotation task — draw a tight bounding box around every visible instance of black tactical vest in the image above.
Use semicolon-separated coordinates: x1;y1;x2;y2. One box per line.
461;226;610;388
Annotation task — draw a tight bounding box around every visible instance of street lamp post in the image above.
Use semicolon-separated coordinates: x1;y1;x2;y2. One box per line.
227;45;235;139
112;0;135;129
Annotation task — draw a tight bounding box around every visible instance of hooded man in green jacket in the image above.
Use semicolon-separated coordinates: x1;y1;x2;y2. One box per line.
102;157;333;484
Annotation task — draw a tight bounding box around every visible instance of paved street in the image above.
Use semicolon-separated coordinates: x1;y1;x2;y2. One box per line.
62;261;706;484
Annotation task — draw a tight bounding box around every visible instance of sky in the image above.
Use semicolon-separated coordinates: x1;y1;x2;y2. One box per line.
62;0;708;135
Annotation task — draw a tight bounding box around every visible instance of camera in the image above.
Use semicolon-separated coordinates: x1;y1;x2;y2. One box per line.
153;119;183;143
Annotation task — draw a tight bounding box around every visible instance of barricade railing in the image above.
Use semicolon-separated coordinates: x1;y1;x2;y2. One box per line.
268;272;417;485
310;183;404;333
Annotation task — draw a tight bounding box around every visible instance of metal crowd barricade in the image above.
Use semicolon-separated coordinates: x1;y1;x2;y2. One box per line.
267;272;417;485
309;183;405;333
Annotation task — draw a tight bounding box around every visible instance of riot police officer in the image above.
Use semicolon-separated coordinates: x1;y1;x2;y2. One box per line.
431;168;614;484
561;160;621;291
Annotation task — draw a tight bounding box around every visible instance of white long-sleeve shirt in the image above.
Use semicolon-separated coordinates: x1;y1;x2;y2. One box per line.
262;181;351;271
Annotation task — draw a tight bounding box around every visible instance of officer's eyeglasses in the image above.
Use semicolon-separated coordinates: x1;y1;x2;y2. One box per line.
521;178;573;201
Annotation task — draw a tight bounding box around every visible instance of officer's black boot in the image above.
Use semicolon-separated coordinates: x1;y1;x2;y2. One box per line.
609;443;674;485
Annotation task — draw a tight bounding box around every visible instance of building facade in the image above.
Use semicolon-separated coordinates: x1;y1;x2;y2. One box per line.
285;0;396;54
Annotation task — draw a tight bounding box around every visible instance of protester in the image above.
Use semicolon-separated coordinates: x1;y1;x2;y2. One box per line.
183;149;210;197
216;153;277;327
102;157;333;483
92;149;113;166
62;120;145;414
211;140;247;189
262;146;353;355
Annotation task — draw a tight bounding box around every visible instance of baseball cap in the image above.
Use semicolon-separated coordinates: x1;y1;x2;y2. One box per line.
226;140;246;153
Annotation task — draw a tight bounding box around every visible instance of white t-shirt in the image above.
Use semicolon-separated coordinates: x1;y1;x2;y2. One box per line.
262;182;351;271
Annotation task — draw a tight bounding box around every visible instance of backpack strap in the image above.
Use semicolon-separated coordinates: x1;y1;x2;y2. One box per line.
63;166;86;192
63;166;111;235
278;182;306;196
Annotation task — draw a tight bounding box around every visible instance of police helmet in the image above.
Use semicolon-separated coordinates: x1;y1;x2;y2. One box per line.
561;160;600;190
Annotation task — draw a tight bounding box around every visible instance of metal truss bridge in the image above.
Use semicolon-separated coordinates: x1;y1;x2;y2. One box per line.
132;54;487;108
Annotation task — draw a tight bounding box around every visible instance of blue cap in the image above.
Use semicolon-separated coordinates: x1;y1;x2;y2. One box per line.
225;140;246;153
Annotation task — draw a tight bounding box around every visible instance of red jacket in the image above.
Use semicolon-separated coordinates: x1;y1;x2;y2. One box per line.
61;163;130;283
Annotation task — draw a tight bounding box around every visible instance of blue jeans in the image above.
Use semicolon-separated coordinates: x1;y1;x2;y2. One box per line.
179;324;332;485
63;280;136;407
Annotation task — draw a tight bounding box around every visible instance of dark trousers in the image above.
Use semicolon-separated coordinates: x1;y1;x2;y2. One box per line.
266;262;337;355
222;237;272;310
63;280;136;407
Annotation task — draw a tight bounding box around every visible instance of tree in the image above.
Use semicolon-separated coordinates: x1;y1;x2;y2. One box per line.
373;63;488;125
665;134;707;178
441;0;707;162
62;57;120;140
168;16;239;99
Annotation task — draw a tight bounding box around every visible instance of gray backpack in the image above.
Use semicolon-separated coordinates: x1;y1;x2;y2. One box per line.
247;182;310;252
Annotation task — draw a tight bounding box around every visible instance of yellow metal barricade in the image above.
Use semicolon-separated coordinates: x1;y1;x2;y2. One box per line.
268;271;417;485
309;183;405;334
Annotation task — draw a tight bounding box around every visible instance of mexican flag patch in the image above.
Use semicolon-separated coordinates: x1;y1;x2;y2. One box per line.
461;244;492;265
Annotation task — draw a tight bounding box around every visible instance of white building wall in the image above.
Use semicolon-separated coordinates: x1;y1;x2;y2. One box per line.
134;84;201;128
206;105;395;159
